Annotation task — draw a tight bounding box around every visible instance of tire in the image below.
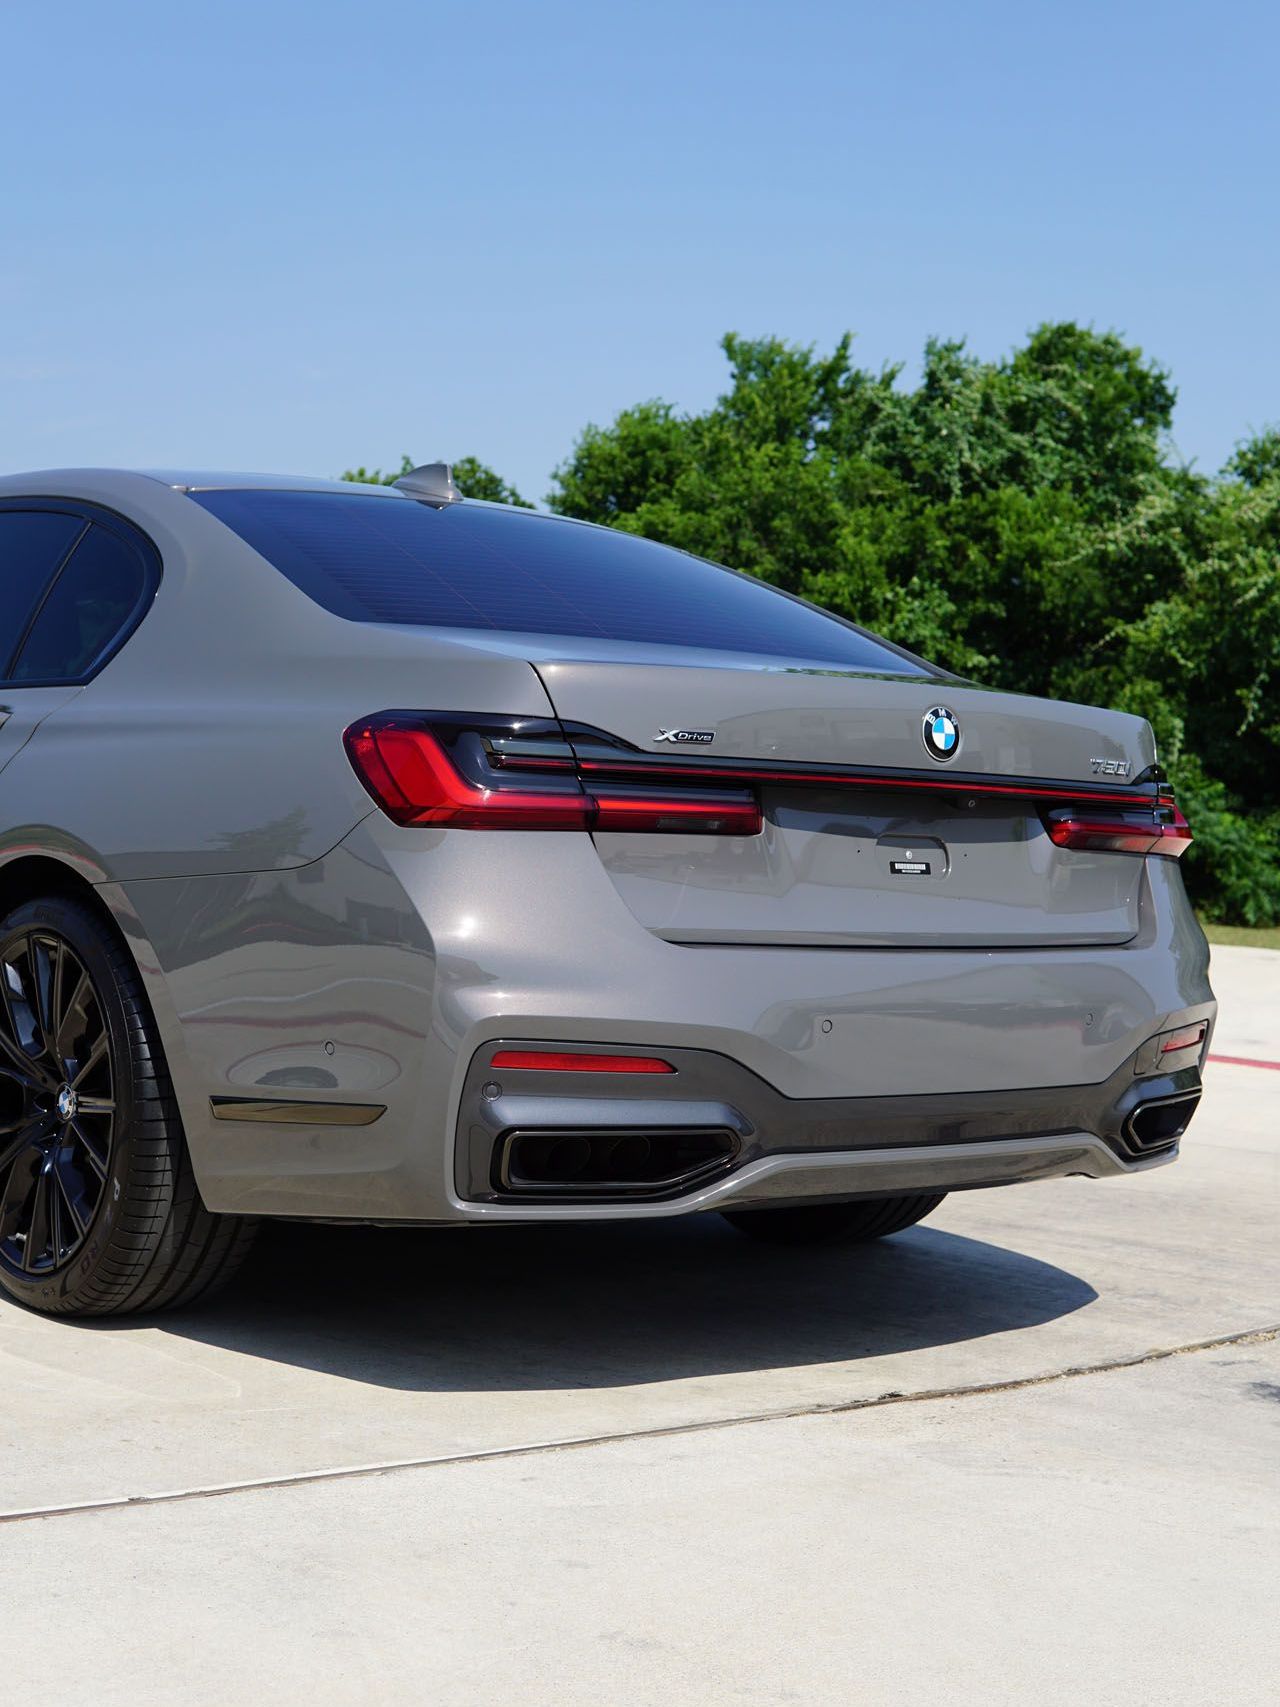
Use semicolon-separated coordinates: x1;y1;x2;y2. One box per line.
0;896;256;1317
721;1192;946;1247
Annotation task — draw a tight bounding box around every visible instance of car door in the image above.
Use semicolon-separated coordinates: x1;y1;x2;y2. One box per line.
0;504;91;779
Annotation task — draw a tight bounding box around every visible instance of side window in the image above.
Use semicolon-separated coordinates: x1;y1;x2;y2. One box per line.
0;510;85;676
10;523;152;684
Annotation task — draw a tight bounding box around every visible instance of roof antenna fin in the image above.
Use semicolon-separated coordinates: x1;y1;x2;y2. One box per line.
392;461;463;506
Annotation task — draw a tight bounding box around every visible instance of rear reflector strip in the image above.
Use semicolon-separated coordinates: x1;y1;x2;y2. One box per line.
490;1051;676;1074
1161;1022;1208;1055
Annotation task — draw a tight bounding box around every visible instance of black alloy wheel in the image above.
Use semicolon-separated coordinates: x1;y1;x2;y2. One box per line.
0;927;115;1278
0;897;256;1317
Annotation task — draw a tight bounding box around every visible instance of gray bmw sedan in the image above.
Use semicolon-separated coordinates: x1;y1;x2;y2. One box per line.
0;464;1214;1316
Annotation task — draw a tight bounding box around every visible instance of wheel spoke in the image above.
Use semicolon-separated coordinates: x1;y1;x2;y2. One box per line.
0;1060;48;1104
30;937;61;1065
73;1119;110;1182
20;1169;51;1271
50;940;66;1065
0;1018;28;1078
0;1076;37;1138
52;1155;91;1239
54;969;92;1068
2;949;38;1043
0;1137;39;1238
74;1094;115;1117
0;984;56;1090
0;1117;55;1176
47;1170;66;1259
69;1033;108;1091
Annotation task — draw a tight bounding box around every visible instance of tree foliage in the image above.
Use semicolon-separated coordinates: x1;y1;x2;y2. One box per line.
549;326;1280;925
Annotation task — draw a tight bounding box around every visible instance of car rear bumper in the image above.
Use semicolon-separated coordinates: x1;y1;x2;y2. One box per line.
451;1034;1203;1216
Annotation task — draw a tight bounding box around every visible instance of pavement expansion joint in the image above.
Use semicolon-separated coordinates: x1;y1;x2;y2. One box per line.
3;1321;1276;1529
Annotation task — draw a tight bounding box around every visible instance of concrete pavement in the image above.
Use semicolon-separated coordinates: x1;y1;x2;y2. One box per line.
1;943;1276;1703
6;1335;1276;1706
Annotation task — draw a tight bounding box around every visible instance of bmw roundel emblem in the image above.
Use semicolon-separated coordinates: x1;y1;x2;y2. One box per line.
922;705;960;762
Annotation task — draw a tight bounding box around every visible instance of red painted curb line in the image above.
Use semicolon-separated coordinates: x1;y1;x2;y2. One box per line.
1207;1053;1280;1072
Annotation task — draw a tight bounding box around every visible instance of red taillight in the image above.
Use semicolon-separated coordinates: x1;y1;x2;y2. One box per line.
1045;805;1191;859
344;723;590;829
344;714;761;835
1156;807;1192;856
1161;1022;1208;1055
490;1050;676;1074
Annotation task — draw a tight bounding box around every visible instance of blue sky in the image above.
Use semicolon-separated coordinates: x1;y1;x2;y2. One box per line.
3;0;1277;503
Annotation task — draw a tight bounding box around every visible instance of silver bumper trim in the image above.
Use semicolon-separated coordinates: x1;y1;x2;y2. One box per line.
452;1132;1174;1221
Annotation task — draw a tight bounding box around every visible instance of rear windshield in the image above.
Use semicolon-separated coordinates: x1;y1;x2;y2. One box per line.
191;490;927;674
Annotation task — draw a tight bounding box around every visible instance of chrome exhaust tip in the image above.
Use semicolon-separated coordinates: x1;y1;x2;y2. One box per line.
494;1127;738;1200
1124;1090;1201;1154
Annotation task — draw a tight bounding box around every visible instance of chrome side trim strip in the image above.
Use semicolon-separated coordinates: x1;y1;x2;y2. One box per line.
209;1097;385;1127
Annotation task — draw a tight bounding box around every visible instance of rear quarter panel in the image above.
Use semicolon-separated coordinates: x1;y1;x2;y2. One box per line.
0;477;558;882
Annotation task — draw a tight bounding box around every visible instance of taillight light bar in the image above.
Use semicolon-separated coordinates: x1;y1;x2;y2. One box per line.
591;794;761;834
1045;806;1191;859
571;754;1156;807
345;710;1184;850
344;714;763;836
490;1050;675;1073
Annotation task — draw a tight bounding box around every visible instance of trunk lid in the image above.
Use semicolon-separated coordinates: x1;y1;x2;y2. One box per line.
533;657;1158;949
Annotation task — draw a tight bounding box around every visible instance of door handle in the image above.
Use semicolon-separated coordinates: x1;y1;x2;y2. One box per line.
0;707;11;729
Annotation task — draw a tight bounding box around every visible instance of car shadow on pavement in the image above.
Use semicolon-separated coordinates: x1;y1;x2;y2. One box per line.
139;1215;1098;1392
